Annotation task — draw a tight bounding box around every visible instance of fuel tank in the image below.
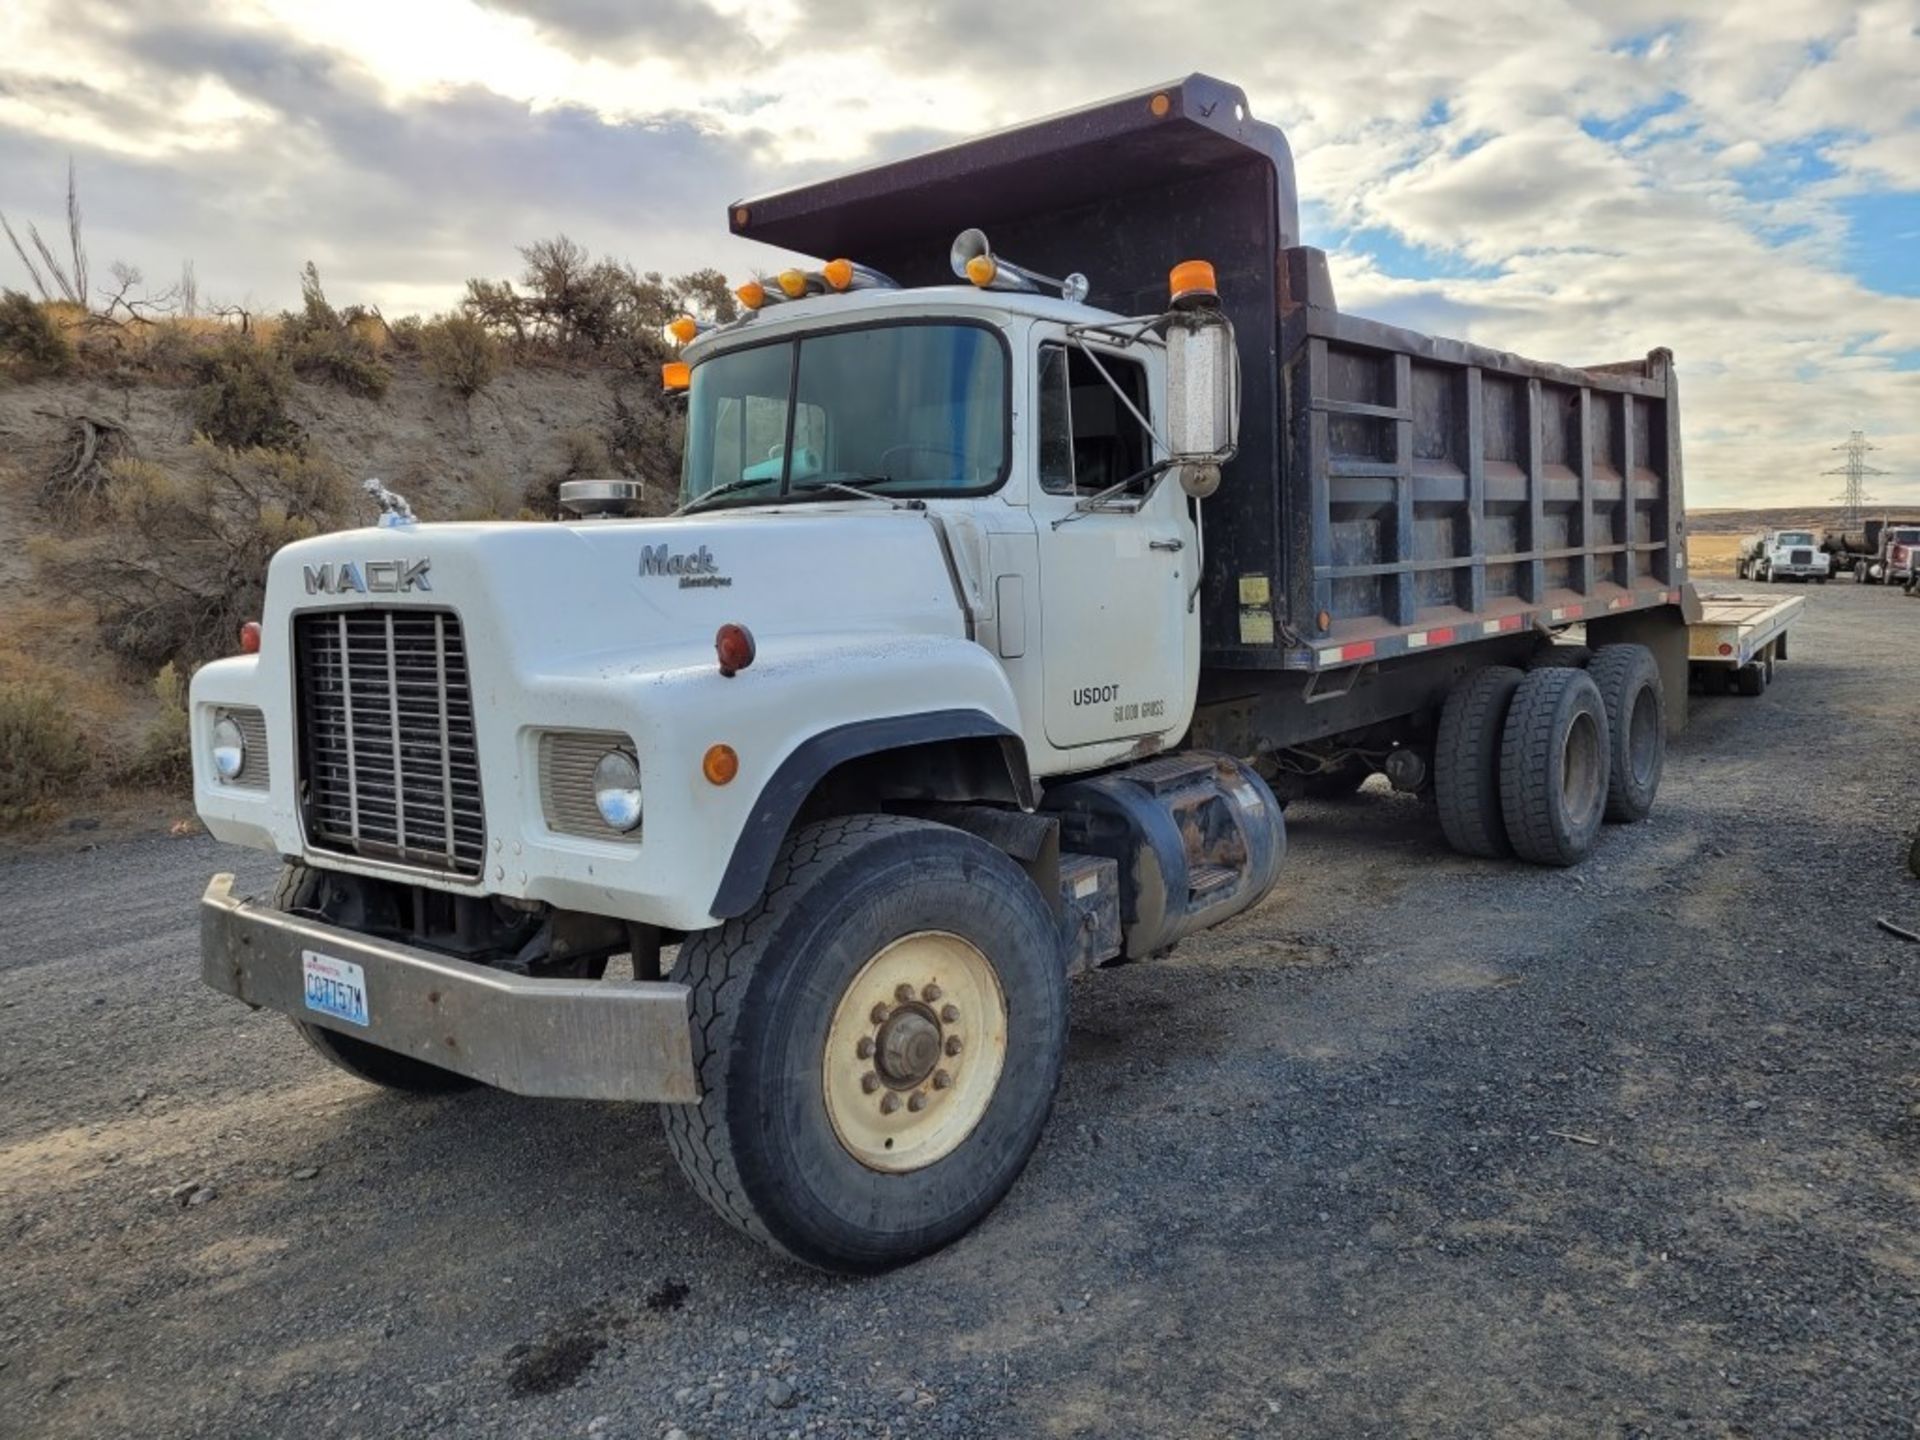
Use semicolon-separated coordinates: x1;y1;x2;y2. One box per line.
1044;750;1285;960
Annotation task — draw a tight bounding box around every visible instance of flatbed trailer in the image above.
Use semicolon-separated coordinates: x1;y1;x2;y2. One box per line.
1687;593;1804;697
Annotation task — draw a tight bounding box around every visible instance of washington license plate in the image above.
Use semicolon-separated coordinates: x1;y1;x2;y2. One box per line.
302;950;370;1027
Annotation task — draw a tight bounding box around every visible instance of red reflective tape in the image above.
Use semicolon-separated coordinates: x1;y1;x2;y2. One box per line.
1425;626;1455;645
1499;615;1523;632
1342;641;1376;661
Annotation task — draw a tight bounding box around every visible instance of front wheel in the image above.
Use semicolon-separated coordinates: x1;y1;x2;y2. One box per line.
662;815;1067;1272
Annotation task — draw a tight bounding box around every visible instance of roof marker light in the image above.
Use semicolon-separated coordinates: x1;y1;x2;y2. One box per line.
736;279;766;311
777;268;811;299
823;258;854;292
668;314;700;344
663;361;691;391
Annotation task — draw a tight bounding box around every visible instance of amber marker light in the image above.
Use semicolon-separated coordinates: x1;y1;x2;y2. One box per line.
716;622;756;677
777;268;810;298
964;254;996;288
1149;92;1171;117
736;279;766;311
668;314;699;344
823;258;855;292
663;361;691;391
703;744;740;786
1169;259;1218;306
239;620;262;654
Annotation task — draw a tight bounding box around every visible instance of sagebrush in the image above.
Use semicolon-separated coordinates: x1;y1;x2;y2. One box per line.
189;337;301;449
43;441;351;670
421;314;503;398
0;290;74;378
0;684;92;827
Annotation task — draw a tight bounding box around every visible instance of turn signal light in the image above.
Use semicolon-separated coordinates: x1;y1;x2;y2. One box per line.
239;620;262;654
716;622;756;677
736;279;766;311
1169;259;1218;306
668;314;699;344
1718;642;1734;656
822;258;854;292
703;743;740;786
662;360;691;391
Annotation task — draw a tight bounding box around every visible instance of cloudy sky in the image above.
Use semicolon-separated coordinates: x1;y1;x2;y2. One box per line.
2;0;1915;506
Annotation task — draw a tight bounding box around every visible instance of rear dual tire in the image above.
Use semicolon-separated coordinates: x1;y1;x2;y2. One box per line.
1436;647;1662;865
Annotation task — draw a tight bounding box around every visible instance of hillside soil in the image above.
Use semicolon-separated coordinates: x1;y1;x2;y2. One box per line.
3;581;1918;1439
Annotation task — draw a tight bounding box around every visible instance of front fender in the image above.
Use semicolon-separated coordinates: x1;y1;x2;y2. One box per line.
660;632;1029;920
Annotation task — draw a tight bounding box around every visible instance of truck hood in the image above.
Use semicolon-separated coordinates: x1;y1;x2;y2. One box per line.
266;508;968;671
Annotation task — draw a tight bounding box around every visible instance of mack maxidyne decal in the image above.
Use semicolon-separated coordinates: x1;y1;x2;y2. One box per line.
641;543;732;589
303;559;432;595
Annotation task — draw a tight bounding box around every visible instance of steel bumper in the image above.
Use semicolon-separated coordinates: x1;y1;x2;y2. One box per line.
200;873;698;1102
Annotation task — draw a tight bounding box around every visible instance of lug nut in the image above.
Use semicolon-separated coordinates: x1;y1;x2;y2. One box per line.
861;1072;880;1094
941;1004;959;1023
879;1092;902;1115
945;1035;963;1056
856;1037;875;1060
908;1092;928;1112
870;1003;890;1025
932;1069;952;1090
922;983;942;1002
895;983;915;1002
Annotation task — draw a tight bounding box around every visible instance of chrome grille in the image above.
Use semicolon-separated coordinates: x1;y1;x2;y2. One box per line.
294;609;485;876
1790;548;1813;565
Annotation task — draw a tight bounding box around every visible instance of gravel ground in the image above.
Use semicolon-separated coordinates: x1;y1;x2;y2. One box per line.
3;582;1917;1440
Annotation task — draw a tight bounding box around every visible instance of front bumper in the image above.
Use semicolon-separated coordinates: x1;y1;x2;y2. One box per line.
200;874;698;1102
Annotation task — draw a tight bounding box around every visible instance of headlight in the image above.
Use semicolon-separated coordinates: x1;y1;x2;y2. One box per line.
592;750;642;833
211;714;246;781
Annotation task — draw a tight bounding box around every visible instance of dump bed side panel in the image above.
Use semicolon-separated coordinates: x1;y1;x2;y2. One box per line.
1245;305;1688;671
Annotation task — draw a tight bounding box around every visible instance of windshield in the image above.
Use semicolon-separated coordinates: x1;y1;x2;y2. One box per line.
1889;528;1920;544
1775;531;1814;546
679;322;1007;508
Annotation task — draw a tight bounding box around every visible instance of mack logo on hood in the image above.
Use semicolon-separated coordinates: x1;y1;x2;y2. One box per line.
641;543;731;588
303;559;432;595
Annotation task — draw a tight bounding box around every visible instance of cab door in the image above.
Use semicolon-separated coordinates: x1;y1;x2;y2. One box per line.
1031;338;1195;751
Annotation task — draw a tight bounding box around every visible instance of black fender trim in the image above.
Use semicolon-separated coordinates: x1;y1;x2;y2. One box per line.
708;709;1034;920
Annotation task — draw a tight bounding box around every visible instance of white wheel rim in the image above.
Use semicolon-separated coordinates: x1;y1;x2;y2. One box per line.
821;931;1008;1174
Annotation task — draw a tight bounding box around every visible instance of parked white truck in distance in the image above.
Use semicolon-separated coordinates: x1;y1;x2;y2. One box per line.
1737;530;1830;584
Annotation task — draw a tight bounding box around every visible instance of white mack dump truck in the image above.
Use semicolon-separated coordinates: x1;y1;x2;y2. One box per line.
193;76;1698;1271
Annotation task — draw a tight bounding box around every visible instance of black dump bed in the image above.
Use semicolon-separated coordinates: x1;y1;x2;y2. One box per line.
732;75;1687;672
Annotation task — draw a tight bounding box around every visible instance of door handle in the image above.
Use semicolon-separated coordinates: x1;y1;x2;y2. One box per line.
1149;539;1185;552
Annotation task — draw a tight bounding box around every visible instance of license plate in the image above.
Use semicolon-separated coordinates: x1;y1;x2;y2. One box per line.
302;950;370;1027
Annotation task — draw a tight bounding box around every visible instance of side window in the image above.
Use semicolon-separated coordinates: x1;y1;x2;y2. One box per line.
1035;343;1152;496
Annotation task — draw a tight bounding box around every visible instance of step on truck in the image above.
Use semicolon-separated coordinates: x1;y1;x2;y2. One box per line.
193;75;1699;1271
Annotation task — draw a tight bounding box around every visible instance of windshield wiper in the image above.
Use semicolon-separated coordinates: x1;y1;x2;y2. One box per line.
677;477;778;515
790;477;926;510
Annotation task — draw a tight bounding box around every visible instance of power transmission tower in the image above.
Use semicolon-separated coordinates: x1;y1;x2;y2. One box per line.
1823;431;1886;527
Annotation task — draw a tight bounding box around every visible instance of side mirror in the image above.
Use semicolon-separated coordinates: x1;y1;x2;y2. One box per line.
1164;310;1239;498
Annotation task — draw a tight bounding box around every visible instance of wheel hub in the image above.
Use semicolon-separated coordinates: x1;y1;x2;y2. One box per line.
821;932;1008;1174
875;1007;942;1087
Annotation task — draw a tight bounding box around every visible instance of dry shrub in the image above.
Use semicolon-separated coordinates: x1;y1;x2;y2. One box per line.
421;314;503;398
134;662;192;784
42;413;136;515
47;440;351;670
0;290;74;377
450;466;527;521
276;262;391;399
189;335;301;449
0;684;91;827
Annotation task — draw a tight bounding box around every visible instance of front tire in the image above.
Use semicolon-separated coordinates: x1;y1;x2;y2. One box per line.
662;815;1067;1273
